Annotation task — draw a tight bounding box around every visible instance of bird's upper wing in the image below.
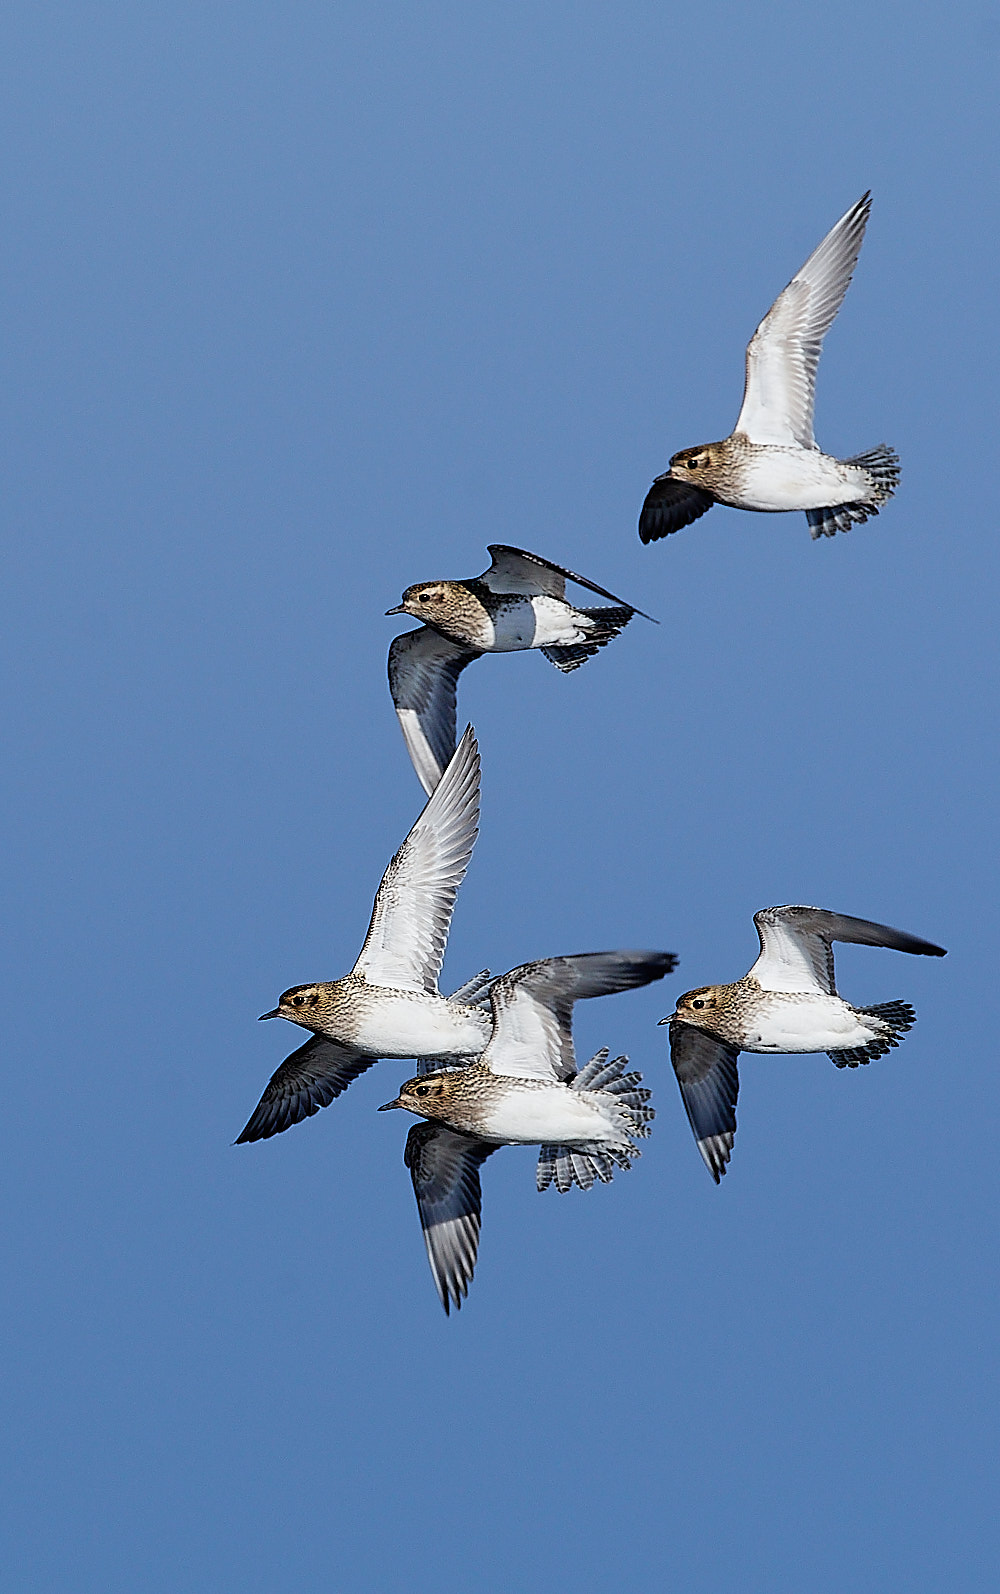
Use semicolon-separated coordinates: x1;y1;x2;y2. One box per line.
733;193;872;449
353;725;480;993
481;544;653;618
388;628;481;797
235;1035;376;1143
748;904;946;995
669;1022;740;1183
481;950;677;1082
638;475;715;543
404;1121;499;1314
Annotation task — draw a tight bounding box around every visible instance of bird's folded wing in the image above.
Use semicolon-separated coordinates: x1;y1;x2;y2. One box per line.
749;904;946;994
669;1022;740;1183
353;725;480;993
235;1036;375;1143
404;1121;499;1314
482;543;652;617
388;628;480;797
638;475;715;542
734;193;871;449
481;950;676;1083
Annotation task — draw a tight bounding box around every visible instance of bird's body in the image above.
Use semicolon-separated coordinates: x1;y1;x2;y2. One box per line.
680;435;879;516
387;543;648;794
384;956;661;1311
663;906;946;1181
674;975;908;1057
276;974;492;1061
639;194;900;543
390;1060;643;1149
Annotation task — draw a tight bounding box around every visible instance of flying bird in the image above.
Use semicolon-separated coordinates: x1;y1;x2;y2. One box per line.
661;905;945;1182
387;543;652;795
237;728;675;1143
639;193;899;543
382;955;658;1312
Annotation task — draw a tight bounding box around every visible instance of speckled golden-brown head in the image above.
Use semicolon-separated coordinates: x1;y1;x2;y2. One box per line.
386;580;487;643
378;1069;468;1120
661;984;731;1029
258;982;329;1026
668;442;728;479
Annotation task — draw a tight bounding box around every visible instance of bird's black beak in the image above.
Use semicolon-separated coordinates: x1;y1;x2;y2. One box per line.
385;604;405;616
378;1098;403;1111
258;1008;281;1021
657;1013;677;1026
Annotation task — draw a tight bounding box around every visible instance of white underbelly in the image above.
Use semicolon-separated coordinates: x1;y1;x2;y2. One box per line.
725;450;869;512
743;994;873;1054
487;595;585;652
480;1085;618;1145
352;996;490;1059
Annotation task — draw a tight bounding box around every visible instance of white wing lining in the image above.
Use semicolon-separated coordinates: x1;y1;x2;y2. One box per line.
353;725;480;992
734;194;871;449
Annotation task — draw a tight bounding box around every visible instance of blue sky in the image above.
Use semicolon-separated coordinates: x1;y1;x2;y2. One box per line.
1;3;996;1589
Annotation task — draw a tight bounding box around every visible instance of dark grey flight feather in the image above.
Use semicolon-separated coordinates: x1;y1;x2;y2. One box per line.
404;1121;499;1314
753;905;946;995
235;1035;375;1143
487;950;678;1082
447;968;494;1007
484;544;655;620
388;628;480;796
668;1022;740;1183
638;476;715;543
755;907;946;958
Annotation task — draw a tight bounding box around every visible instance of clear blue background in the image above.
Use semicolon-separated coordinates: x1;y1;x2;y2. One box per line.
2;3;996;1589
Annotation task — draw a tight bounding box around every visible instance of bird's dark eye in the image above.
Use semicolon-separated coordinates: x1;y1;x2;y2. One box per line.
415;1083;432;1096
692;998;705;1009
688;457;699;468
293;994;305;1006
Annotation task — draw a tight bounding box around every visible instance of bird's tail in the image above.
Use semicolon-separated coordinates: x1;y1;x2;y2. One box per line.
447;969;494;1007
827;999;916;1068
541;606;635;672
806;444;900;538
536;1051;655;1191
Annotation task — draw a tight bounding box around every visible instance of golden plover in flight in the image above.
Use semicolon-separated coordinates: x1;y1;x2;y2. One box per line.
237;728;675;1143
661;905;945;1182
387;543;652;794
381;957;657;1312
638;193;900;543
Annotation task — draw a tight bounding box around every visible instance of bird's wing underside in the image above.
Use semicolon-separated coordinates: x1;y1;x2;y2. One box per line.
748;904;946;995
734;193;871;449
404;1121;499;1314
638;475;715;543
388;627;480;796
669;1021;740;1182
353;725;480;992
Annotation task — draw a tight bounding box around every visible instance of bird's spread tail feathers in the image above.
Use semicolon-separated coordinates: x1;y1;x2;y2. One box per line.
536;1051;654;1191
806;444;900;538
828;999;916;1067
541;606;635;672
446;969;494;1007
